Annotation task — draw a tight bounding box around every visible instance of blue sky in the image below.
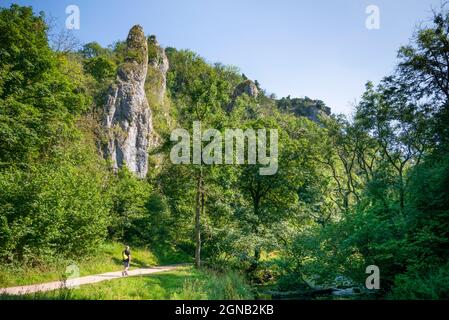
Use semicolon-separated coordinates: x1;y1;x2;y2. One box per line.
3;0;442;114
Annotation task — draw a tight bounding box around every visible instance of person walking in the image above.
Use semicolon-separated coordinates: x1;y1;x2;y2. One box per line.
122;245;131;276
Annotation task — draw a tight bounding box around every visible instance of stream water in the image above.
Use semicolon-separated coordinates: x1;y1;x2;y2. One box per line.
257;287;378;300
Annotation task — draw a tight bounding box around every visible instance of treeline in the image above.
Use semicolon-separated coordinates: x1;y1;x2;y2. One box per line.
0;4;448;299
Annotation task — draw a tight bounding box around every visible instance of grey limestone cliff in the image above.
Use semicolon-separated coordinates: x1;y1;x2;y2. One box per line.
103;25;152;178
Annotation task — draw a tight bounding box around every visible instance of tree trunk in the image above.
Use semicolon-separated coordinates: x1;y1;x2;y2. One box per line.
399;167;404;214
194;168;202;269
248;195;261;274
254;247;261;262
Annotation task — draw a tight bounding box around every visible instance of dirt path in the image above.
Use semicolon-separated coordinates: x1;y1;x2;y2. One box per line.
0;265;182;296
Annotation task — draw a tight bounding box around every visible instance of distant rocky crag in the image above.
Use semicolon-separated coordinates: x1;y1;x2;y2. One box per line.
276;96;331;122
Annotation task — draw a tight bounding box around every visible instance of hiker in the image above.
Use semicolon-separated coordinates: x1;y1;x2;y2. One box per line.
122;245;131;276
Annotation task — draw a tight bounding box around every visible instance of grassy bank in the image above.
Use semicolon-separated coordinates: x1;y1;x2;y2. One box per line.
0;242;188;287
1;267;254;300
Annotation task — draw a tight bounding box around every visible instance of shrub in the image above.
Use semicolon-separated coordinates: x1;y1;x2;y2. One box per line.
0;138;112;263
389;262;449;299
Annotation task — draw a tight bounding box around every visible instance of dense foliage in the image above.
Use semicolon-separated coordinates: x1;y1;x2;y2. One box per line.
0;4;448;299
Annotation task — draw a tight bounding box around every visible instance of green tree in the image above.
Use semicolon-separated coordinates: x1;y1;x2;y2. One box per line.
0;5;90;165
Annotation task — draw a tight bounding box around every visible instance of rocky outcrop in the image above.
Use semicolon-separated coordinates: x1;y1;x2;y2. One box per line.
276;96;331;123
233;79;259;100
103;25;152;178
147;35;169;105
227;79;260;112
294;103;331;122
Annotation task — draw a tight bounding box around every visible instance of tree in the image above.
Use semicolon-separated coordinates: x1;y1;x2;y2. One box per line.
234;116;306;275
83;56;116;82
165;48;232;268
397;8;449;145
108;168;152;242
355;81;430;213
0;5;90;165
80;42;111;59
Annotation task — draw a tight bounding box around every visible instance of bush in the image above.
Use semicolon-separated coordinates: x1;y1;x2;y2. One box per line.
389;262;449;299
0;138;112;263
83;56;116;82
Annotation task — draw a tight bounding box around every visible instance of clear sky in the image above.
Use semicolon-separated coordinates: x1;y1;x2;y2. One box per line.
3;0;443;114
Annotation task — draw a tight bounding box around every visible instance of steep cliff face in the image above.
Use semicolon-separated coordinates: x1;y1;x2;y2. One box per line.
147;35;169;105
103;25;152;178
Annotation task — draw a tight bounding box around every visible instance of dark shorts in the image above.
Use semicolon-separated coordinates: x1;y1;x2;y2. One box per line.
123;261;129;268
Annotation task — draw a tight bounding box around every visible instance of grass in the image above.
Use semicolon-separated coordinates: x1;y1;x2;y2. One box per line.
0;266;255;300
0;242;253;300
0;242;189;288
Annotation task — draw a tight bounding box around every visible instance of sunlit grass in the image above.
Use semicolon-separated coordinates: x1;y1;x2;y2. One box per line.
0;242;188;287
0;266;254;300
